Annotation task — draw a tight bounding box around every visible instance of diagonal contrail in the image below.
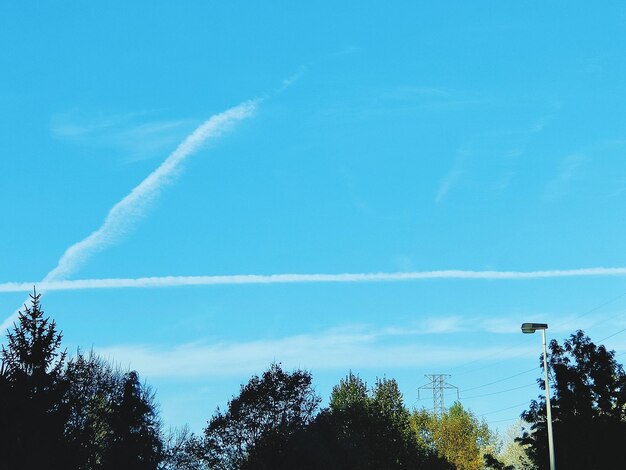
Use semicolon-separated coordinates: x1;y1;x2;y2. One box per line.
2;267;626;293
44;100;258;282
1;99;258;331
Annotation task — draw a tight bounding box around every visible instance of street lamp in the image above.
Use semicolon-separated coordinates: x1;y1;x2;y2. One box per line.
521;322;555;470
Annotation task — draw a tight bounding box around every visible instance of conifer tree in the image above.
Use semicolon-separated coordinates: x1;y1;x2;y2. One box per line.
0;289;69;469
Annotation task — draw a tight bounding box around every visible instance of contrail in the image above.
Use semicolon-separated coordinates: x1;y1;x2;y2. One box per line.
1;100;258;331
2;267;626;293
44;100;258;282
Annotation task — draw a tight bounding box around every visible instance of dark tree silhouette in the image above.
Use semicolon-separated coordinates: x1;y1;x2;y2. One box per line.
198;363;321;470
103;370;163;469
159;425;204;470
1;293;163;470
519;330;626;469
272;374;453;470
63;350;163;470
0;289;69;469
483;453;514;470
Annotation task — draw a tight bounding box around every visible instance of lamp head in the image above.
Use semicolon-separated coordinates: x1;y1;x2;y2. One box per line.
521;322;548;334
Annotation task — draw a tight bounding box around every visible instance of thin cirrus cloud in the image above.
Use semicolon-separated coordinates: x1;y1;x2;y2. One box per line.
435;115;552;202
52;110;197;162
2;267;626;293
543;154;587;201
1;99;259;332
95;323;536;379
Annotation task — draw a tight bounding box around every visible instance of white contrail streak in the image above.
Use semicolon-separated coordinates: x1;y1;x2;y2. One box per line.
2;267;626;293
44;100;258;282
1;100;258;331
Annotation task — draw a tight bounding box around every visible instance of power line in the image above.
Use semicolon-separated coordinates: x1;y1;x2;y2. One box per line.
582;308;626;333
449;340;528;376
462;367;538;393
598;326;626;343
486;416;522;424
554;291;626;331
480;401;529;417
462;382;536;400
450;290;626;379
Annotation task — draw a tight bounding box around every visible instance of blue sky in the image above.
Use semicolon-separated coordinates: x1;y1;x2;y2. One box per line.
2;1;626;436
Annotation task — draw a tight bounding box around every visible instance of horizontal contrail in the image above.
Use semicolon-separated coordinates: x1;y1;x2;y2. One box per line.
2;267;626;293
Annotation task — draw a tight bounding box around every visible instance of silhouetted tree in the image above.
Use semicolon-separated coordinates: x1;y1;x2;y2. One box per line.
198;363;321;470
275;373;451;470
483;453;514;470
63;350;163;469
326;375;421;469
103;370;163;469
1;292;164;470
159;426;204;470
519;330;626;469
0;290;69;469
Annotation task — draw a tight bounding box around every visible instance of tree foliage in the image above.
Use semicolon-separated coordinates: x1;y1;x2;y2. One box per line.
519;330;626;469
199;363;321;470
0;292;163;470
495;420;534;470
63;350;163;469
412;402;495;470
0;290;69;469
301;374;452;470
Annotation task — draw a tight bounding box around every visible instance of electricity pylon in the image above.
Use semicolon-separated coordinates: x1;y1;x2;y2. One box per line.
418;374;459;416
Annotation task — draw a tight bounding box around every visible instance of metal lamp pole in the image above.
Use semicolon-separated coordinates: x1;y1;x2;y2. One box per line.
522;323;556;470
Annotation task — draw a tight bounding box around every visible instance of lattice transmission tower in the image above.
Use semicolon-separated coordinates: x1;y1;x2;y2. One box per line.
418;374;459;416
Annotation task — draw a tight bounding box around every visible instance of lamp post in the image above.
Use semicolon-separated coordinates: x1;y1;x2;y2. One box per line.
521;322;555;470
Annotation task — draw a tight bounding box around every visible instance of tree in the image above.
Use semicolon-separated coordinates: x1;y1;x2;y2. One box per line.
104;370;163;469
1;292;164;469
412;402;496;470
299;374;452;470
519;330;626;469
198;363;321;470
159;426;205;470
483;453;515;470
0;289;69;469
495;420;534;470
63;350;163;470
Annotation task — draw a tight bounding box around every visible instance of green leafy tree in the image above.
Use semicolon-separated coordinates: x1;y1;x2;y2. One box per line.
63;350;116;468
0;290;69;469
412;402;496;470
63;350;163;470
519;330;626;469
483;453;515;470
496;420;534;470
309;374;451;469
199;363;321;470
329;371;369;411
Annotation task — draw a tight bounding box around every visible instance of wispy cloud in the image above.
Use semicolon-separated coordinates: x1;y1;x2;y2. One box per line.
96;324;536;379
543;154;587;200
435;115;553;202
52;110;196;162
3;267;626;293
435;161;464;203
276;66;307;93
1;99;259;331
